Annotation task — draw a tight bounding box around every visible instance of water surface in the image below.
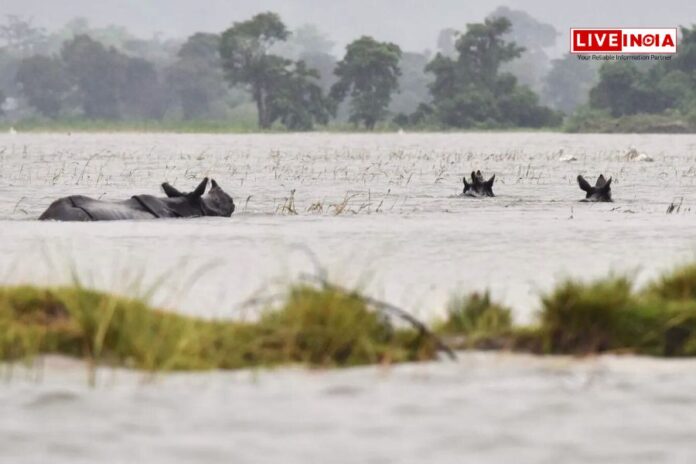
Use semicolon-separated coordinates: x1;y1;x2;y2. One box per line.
1;132;694;320
1;132;696;462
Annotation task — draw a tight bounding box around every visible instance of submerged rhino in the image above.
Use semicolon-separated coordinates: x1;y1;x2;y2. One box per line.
462;170;495;197
39;177;235;221
577;174;613;202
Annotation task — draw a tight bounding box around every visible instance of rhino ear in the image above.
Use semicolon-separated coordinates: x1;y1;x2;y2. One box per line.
162;182;184;197
485;174;495;187
191;177;209;197
577;175;593;193
601;177;612;190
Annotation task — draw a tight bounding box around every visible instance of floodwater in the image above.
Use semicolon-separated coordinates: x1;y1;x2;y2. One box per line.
2;353;696;463
2;132;696;462
1;132;695;320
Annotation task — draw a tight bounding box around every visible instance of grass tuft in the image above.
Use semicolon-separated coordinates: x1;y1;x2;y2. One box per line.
438;291;512;336
10;261;696;376
537;277;638;354
535;272;696;356
0;284;436;375
644;263;696;301
256;285;433;366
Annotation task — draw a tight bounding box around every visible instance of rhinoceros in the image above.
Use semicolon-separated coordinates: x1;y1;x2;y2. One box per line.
39;178;235;221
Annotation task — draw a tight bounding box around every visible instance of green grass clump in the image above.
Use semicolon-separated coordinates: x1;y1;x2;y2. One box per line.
435;291;514;351
254;285;434;366
437;267;696;357
537;277;641;354
0;285;215;371
438;291;512;337
644;263;696;301
535;271;696;356
12;261;696;373
0;284;436;374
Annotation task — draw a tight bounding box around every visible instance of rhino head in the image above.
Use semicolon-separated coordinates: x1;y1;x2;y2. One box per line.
463;170;495;198
577;174;613;202
162;178;236;216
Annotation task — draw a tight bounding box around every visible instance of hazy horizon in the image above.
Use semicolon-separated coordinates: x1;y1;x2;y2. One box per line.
2;0;695;55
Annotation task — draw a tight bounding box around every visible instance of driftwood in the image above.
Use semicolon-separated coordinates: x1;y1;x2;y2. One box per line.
299;273;457;360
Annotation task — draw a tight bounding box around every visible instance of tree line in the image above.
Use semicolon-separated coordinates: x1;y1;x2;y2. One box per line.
3;11;693;131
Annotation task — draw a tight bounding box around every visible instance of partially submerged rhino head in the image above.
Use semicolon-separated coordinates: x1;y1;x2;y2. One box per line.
577;174;612;202
463;170;495;197
161;178;235;217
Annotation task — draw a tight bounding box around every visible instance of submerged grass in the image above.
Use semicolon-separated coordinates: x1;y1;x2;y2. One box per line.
0;283;436;375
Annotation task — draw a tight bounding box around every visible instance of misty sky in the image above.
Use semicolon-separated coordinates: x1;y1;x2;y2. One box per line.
2;0;696;54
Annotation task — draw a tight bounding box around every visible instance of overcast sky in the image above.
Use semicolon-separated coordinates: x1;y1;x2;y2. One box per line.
2;0;695;54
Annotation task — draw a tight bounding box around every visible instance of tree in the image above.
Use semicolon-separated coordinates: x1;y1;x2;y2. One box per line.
15;55;69;117
450;18;524;85
542;54;598;114
0;15;47;56
219;12;291;128
667;26;696;74
582;26;696;120
589;62;670;117
330;36;402;129
298;51;336;92
268;61;330;130
121;56;166;119
425;17;560;128
0;48;21;103
390;51;432;116
61;35;124;119
274;24;337;93
219;13;331;130
272;24;335;60
488;6;558;92
167;33;228;119
61;34;165;120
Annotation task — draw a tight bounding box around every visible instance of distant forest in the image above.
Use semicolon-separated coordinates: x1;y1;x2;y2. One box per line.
0;7;695;132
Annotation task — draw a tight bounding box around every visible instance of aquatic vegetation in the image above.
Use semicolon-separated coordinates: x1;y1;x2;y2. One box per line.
438;291;512;337
439;264;696;357
0;283;437;375
253;285;435;366
644;263;696;301
8;262;696;379
533;269;696;356
536;276;640;353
